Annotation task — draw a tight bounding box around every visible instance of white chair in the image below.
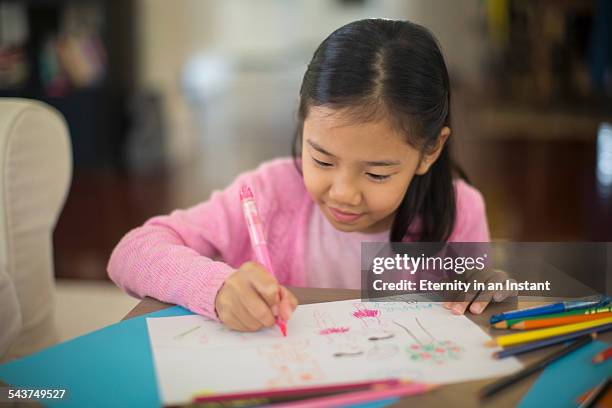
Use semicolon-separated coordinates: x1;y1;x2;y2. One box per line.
0;98;72;361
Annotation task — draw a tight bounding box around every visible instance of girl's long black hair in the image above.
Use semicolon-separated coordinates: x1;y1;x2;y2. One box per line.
292;19;462;243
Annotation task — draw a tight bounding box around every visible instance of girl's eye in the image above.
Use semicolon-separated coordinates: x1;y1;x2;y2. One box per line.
313;158;333;167
366;173;391;182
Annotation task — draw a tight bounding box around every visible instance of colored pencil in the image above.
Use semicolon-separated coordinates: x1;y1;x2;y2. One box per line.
584;306;612;314
270;382;437;408
592;346;612;364
493;306;612;329
577;377;611;408
508;312;612;330
191;379;402;403
486;316;612;348
240;184;287;336
493;324;611;359
480;335;594;398
489;296;610;325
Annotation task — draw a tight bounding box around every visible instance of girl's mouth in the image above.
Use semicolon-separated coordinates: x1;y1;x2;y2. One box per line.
328;206;364;223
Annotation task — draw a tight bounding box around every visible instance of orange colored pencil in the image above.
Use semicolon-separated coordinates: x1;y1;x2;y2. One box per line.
510;312;612;330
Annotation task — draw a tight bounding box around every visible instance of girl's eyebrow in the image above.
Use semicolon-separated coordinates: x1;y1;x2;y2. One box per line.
306;139;401;167
307;139;336;157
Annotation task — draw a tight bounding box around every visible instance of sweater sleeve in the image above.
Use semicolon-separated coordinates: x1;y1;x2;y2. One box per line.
448;180;491;242
107;169;267;319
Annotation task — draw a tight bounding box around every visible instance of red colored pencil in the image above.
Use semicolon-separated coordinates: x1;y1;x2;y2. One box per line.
592;346;612;364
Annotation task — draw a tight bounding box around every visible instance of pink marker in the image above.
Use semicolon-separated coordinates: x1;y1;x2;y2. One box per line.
271;382;437;408
240;184;288;336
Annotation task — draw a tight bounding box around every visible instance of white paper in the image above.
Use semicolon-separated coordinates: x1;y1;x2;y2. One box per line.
146;300;521;405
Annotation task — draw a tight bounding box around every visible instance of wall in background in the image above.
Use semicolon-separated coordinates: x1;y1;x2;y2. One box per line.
135;0;487;167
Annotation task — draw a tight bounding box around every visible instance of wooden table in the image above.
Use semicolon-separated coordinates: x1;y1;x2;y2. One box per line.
124;288;610;407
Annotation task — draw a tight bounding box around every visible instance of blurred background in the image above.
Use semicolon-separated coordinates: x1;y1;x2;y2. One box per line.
1;0;611;339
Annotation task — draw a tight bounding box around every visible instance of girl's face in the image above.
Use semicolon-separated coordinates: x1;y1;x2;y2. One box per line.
302;106;448;234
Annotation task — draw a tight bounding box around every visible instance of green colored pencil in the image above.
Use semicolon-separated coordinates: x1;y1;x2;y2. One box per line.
493;306;612;329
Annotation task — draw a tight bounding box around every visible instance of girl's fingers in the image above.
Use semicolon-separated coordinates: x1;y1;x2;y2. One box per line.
288;290;298;310
492;278;518;302
278;286;298;320
452;285;482;315
449;301;470;315
225;309;250;332
224;284;261;331
442;270;517;316
231;297;264;331
240;290;276;327
247;264;281;308
469;291;493;314
218;263;302;330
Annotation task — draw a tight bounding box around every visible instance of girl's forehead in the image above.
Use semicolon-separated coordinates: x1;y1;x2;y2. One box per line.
306;105;394;128
303;107;417;160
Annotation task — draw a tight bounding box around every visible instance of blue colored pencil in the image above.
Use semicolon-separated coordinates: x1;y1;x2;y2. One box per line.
490;296;610;324
493;322;612;359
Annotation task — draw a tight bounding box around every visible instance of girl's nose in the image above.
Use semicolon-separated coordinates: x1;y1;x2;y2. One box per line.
329;177;362;207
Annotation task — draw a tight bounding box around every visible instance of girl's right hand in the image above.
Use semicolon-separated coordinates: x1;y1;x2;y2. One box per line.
214;261;297;331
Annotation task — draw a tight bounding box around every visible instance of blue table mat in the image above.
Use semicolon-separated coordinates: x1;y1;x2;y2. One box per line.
0;306;191;407
518;340;612;408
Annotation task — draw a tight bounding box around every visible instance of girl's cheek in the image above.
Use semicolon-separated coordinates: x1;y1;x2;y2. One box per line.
313;175;331;200
303;166;326;199
370;185;405;214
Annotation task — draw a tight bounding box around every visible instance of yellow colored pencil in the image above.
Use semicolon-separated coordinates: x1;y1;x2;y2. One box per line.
485;316;612;348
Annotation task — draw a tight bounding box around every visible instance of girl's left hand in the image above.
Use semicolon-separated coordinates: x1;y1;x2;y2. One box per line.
443;269;518;315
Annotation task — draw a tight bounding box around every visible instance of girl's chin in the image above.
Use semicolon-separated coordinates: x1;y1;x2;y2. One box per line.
330;221;365;232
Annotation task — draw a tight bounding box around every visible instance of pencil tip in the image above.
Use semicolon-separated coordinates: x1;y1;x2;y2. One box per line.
485;340;497;348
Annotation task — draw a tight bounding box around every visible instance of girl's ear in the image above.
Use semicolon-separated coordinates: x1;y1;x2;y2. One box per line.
415;126;451;175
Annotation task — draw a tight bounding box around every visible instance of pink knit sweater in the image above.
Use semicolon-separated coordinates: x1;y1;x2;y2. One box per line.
107;158;489;319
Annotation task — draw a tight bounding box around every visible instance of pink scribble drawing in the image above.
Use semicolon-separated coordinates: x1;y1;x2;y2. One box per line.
314;311;351;337
352;304;385;332
352;309;380;319
313;310;364;356
319;327;350;335
259;341;325;387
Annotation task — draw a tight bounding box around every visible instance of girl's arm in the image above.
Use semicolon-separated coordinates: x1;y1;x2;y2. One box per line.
107;171;264;320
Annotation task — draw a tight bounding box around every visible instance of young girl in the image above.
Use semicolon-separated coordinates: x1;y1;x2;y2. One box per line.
108;19;498;332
